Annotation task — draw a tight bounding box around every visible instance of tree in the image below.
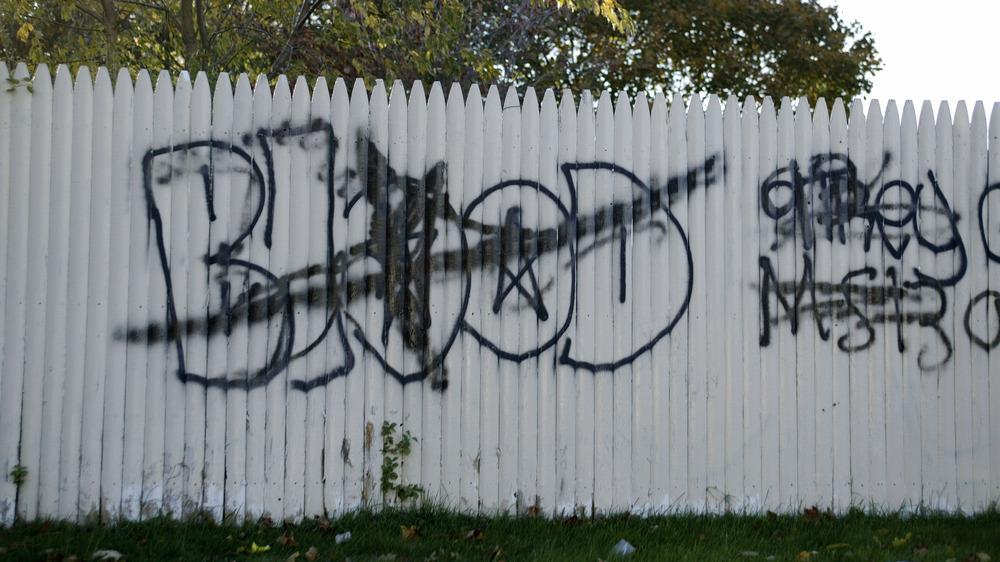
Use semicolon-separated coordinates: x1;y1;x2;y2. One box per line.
1;0;628;82
2;0;878;104
504;0;881;103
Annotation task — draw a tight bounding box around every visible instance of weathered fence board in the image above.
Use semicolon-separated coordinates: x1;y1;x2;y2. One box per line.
1;64;998;524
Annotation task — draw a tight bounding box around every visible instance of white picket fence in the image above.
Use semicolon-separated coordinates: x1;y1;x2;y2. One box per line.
1;62;998;524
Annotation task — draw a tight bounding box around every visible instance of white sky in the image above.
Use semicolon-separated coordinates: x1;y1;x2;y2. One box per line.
824;0;1000;113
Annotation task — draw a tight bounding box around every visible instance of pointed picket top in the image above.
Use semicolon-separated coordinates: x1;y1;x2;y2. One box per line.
232;73;251;106
323;76;340;106
877;100;893;135
613;90;631;128
848;98;865;131
31;63;51;98
410;80;426;108
523;86;538;115
954;100;969;127
53;64;73;98
669;92;685;125
194;70;211;98
313;76;330;114
389;79;406;111
723;94;739;120
705;93;721;119
428;80;445;113
32;62;51;90
705;94;722;141
154;69;172;97
836;98;851;127
273;74;291;108
13;61;30;82
350;78;367;112
214;72;233;117
740;96;757;127
972;101;986;132
292;74;310;102
919;100;936;131
175;67;190;93
688;92;703;120
253;72;270;97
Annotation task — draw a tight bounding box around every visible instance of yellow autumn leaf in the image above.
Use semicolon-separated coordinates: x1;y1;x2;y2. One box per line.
795;551;812;561
891;532;912;548
250;542;271;553
16;23;34;43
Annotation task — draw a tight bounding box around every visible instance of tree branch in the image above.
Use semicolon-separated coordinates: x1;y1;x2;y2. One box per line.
267;0;324;77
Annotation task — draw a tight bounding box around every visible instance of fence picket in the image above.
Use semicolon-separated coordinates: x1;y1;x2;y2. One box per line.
740;96;762;510
20;64;54;521
517;87;540;514
630;91;653;511
648;91;669;511
422;81;447;504
952;102;975;512
846;98;871;509
63;68;96;522
555;89;577;515
593;89;614;513
969;102;991;510
459;84;484;512
440;82;466;508
703;95;725;511
666;93;689;510
341;77;369;510
38;65;73;520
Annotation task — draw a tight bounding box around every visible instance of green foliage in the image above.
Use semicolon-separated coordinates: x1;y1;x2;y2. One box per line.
515;0;881;103
380;421;424;504
9;464;28;487
1;0;879;102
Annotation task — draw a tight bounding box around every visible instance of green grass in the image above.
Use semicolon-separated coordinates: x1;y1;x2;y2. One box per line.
1;505;997;561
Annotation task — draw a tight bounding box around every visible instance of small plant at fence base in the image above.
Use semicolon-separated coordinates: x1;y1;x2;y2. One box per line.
381;421;424;504
9;464;28;487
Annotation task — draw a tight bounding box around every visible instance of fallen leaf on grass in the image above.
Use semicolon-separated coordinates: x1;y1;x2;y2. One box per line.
795;551;811;561
401;525;420;540
305;546;319;561
91;550;123;561
464;529;483;540
825;543;850;550
250;542;271;553
892;532;912;548
488;545;504;561
279;531;300;548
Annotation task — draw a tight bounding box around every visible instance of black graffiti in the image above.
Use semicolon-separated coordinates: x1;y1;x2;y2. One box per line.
758;151;976;369
964;290;1000;350
979;183;1000;263
759;256;953;369
124;119;719;391
761;153;967;287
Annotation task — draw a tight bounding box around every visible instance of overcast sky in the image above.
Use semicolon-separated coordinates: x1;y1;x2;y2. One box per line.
824;0;999;113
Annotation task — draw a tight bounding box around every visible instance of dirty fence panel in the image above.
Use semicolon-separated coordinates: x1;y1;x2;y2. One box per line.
0;66;999;523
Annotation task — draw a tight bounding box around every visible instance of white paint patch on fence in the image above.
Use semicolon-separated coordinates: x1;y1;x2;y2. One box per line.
1;64;999;524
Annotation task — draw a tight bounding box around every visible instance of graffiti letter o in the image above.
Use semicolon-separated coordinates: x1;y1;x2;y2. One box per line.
964;290;1000;350
979;183;1000;263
